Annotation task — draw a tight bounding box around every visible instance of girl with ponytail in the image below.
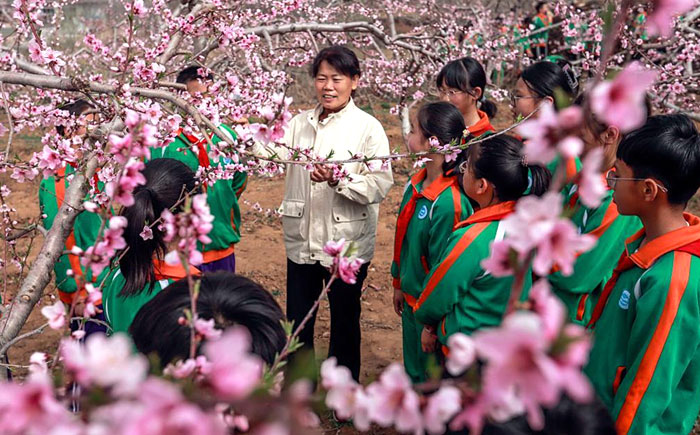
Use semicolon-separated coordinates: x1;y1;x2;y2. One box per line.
436;57;496;138
414;135;551;360
103;158;200;334
391;102;474;383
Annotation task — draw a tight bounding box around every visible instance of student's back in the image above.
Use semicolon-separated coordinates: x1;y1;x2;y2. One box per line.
414;135;551;354
151;65;247;273
103;158;200;334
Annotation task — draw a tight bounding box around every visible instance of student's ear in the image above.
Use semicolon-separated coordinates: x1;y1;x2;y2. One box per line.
472;86;483;100
543;95;554;104
602;125;621;147
475;178;489;195
641;179;662;202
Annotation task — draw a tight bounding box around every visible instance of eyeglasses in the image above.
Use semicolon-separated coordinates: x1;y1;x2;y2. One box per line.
458;159;470;174
605;174;668;192
509;91;539;106
438;88;465;98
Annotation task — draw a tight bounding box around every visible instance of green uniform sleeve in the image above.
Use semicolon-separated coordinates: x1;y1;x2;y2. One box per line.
414;230;481;327
612;256;700;434
231;171;248;199
391;182;414;290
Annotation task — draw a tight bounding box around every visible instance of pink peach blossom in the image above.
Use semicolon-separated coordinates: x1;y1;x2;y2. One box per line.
41;300;66;330
203;326;263;400
590;62;657;132
578;147;607;208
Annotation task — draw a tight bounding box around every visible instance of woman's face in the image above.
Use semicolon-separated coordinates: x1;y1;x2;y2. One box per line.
511;78;541;120
314;60;358;113
406;115;429;153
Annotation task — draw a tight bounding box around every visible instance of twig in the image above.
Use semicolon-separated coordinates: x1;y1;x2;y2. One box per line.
0;322;49;359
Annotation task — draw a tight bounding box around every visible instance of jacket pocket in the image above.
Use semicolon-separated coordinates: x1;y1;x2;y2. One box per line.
613;366;627;395
279;199;306;241
331;201;369;242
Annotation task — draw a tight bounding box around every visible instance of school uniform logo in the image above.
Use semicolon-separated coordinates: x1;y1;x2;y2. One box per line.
618;290;631;310
418;205;428;220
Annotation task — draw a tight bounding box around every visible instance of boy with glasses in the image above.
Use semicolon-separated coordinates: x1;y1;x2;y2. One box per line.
585;114;700;434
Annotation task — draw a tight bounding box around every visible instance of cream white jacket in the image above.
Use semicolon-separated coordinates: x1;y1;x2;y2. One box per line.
272;99;393;266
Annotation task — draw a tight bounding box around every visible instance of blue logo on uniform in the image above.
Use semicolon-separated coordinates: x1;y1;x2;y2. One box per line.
418;205;428;220
618;290;631;310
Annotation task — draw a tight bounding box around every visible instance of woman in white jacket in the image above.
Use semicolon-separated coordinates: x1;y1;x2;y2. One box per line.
279;46;393;381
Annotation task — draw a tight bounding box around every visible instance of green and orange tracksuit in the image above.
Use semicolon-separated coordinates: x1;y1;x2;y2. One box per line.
391;169;473;382
38;165;110;305
413;202;532;355
585;213;700;435
549;182;642;324
103;259;200;334
152;124;247;267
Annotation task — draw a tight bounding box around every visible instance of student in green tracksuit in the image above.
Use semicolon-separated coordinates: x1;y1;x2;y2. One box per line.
151;66;247;273
38;100;111;335
548;98;642;324
391;102;473;383
103;158;200;335
530;2;553;59
585;114;700;435
414;135;551;356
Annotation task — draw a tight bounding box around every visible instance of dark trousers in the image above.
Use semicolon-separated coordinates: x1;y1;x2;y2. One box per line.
286;258;369;381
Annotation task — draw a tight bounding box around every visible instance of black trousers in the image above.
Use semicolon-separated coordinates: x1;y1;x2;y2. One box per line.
286;258;369;381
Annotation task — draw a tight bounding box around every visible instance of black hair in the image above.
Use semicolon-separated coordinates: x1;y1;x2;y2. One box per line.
436;57;497;119
481;395;616;435
466;135;551;201
415;102;467;175
129;272;287;366
55;99;94;137
176;65;213;85
311;45;361;79
535;1;548;13
617;114;700;205
118;158;197;297
521;60;579;107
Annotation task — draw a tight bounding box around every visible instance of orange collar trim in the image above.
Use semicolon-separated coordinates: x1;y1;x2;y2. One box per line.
628;213;700;269
153;259;201;280
410;168;457;202
467;110;495;138
456;201;516;228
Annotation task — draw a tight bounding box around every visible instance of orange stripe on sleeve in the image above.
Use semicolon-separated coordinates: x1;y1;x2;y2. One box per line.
615;252;692;434
414;223;488;311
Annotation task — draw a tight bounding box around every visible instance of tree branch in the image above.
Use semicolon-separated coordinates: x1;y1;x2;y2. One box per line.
0;156;98;380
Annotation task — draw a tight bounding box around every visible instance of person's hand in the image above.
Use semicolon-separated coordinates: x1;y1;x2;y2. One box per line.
393;288;404;316
421;326;438;353
310;164;336;185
